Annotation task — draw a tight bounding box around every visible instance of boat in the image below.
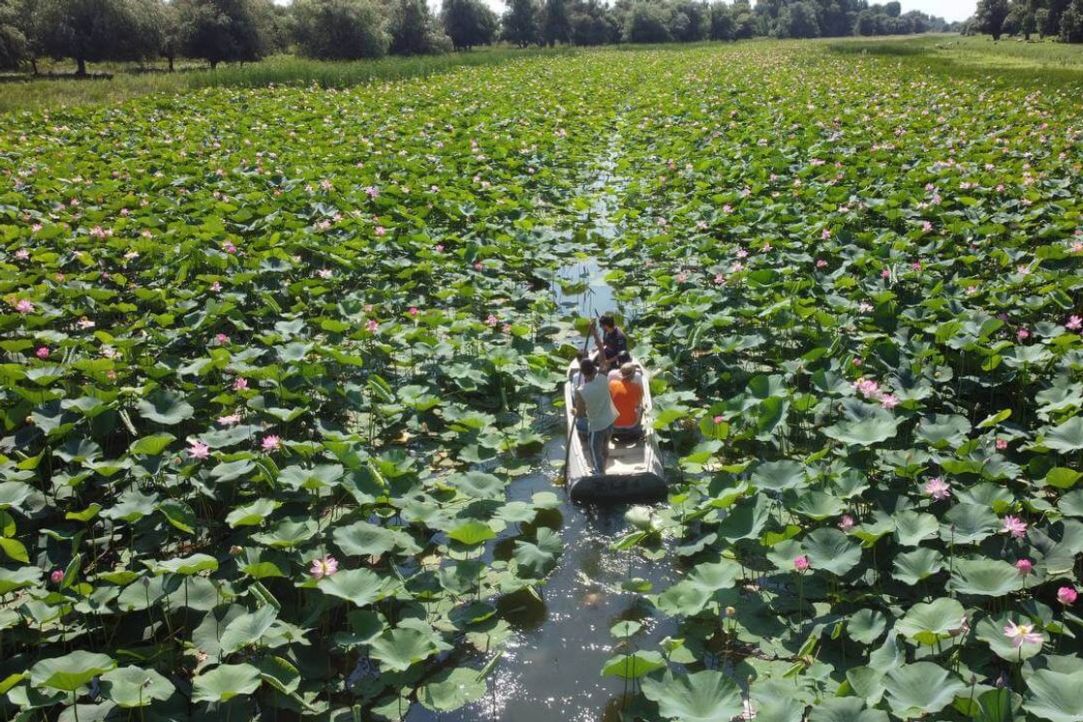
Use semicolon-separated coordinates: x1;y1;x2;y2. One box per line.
563;358;667;502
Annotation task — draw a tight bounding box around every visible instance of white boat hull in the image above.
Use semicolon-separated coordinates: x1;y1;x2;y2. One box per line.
564;358;666;502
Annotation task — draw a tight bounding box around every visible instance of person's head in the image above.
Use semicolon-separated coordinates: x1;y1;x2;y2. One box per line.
599;315;616;331
580;358;597;380
620;362;636;379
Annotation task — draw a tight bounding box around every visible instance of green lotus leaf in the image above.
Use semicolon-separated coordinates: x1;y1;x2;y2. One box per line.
804;528;861;576
448;520;497;546
847;609;887;645
191;663;262;703
225;498;280;527
1023;667;1083;722
150;553;218;576
448;471;506;500
317;568;392;607
975;613;1044;663
417;667;487;712
136;391;194;425
602;651;666;679
895;598;965;646
654;580;712;616
512;527;562;578
883;662;966;718
128;433;176;456
893;510;939;547
100;666;175;708
914;414;971;448
334;520;399;557
823;400;899;447
220;605;278;654
278;463;344;491
640;670;743;722
30;651;116;692
949;558;1024;597
0;566;42;595
1041;416;1083;452
792;490;845;520
369;624;449;672
750;459;806;492
892;547;943;586
809;698;889;722
686;559;740;591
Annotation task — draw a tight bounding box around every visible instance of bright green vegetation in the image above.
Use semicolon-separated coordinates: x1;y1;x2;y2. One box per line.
0;47;573;114
2;38;1083;721
830;33;1083;74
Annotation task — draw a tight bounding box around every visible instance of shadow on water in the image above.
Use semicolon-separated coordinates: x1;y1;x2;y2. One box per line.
408;156;673;721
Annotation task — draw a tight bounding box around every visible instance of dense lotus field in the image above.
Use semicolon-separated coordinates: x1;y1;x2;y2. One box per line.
2;40;1082;722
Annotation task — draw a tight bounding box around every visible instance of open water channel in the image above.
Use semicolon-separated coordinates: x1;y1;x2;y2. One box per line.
408;142;673;722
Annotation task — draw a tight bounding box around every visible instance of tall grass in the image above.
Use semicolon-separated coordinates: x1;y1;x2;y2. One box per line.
0;46;577;114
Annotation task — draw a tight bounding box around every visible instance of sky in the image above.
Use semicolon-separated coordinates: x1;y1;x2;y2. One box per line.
276;0;977;25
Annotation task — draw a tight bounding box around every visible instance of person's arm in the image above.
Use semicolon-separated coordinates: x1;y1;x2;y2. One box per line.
589;321;609;372
574;390;586;418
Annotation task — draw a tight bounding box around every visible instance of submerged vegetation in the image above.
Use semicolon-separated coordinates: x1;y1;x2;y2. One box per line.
1;38;1082;721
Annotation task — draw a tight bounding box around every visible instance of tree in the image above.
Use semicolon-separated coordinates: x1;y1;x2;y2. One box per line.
541;0;571;45
34;0;161;75
884;0;900;16
731;0;757;37
1062;0;1083;40
669;0;708;40
293;0;388;59
442;0;497;49
777;0;819;36
622;1;671;41
0;0;27;70
386;0;449;53
502;0;540;46
707;1;736;39
158;0;183;71
568;0;618;44
176;0;269;68
975;0;1010;38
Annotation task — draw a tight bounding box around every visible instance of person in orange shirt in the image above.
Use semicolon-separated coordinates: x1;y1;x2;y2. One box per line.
609;362;643;440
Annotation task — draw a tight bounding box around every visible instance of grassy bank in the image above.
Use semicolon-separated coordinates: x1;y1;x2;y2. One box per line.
827;33;1083;86
0;47;576;114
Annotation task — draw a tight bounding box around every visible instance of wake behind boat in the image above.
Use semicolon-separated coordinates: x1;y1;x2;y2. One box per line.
563;358;666;502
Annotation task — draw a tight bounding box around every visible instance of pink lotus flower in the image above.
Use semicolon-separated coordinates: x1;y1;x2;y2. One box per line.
317;269;333;279
486;314;499;327
35;347;49;359
408;306;419;317
838;514;855;532
217;414;241;426
365;186;379;199
996;438;1008;450
473;262;484;271
821;228;831;240
14;299;34;314
224;243;237;254
736;248;748;259
713;415;725;424
310;556;339;579
50;569;64;584
1057;586;1078;605
816;259;828;269
880;393;899;409
911;261;922;271
924;476;951;500
852;357;862;367
1002;515;1028;539
210;281;221;293
233;378;248;391
374;226;386;236
15;249;29;260
1017;328;1030;341
1015;559;1033;576
880;268;891;279
1067;315;1082;331
434;244;444;253
714;273;725;285
921;221;933;233
261;435;282;452
187;441;210;460
794;555;810;572
215;333;230;345
676;271;689;284
366;319;379;333
858;302;873;313
1003;620;1043;648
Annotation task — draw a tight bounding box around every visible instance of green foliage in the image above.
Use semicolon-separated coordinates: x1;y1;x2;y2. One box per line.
293;0;389;60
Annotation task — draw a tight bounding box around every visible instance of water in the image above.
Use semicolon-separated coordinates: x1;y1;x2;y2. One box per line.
408;144;673;722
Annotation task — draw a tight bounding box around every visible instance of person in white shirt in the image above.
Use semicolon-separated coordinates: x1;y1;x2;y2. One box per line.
573;358;618;475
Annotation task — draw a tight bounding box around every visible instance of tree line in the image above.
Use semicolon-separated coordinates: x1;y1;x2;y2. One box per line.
971;0;1083;41
0;0;952;75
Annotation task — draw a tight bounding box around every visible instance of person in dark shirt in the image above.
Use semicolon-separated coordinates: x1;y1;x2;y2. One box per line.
591;315;631;368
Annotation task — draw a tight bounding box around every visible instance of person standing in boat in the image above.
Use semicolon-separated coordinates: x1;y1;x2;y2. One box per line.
591;315;632;368
573;358;618;475
609;362;644;441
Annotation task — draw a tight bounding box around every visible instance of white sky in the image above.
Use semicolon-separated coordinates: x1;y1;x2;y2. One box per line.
276;0;976;26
